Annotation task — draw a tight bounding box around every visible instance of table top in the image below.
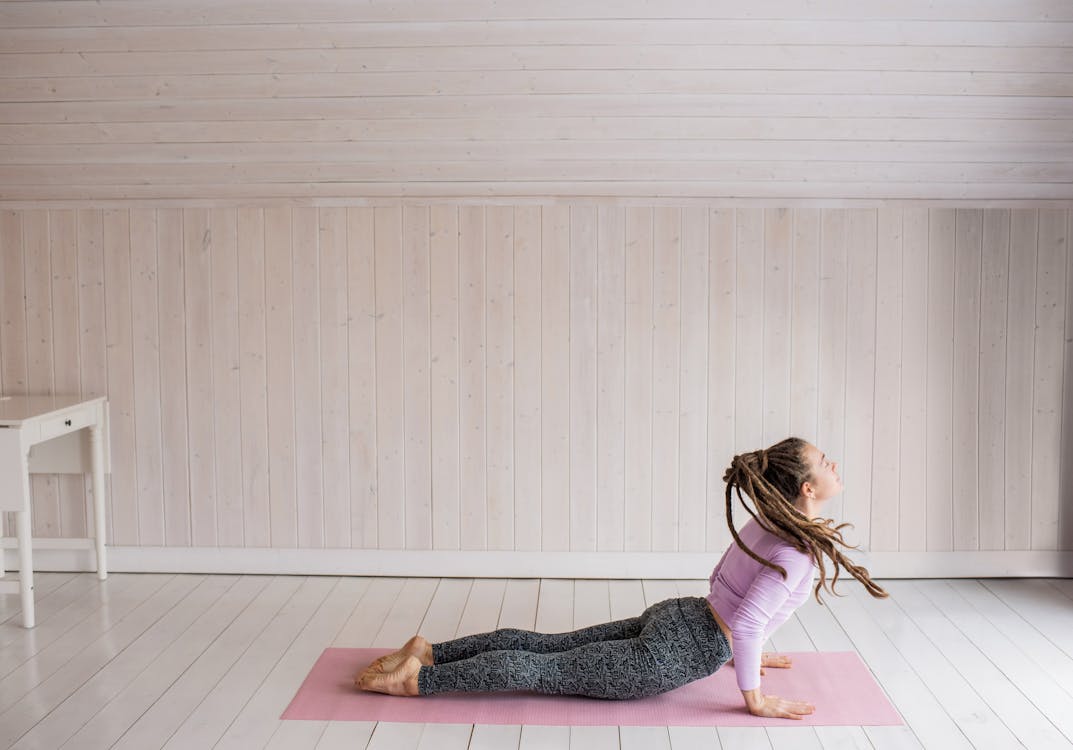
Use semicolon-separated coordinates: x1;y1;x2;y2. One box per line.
0;395;106;426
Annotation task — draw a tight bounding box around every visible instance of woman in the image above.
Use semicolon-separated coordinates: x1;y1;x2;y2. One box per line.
356;437;888;719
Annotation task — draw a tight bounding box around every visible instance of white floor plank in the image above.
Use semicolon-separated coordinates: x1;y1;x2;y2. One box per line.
0;574;199;748
848;579;1020;749
457;578;507;636
419;578;472;643
159;577;334;749
981;579;1073;659
265;720;329;750
13;575;238;750
499;579;539;630
642;580;680;606
332;577;404;647
668;726;721;750
366;721;424;750
214;577;365;750
767;725;823;749
717;726;772;749
863;724;925;750
0;571;147;681
520;725;571;750
0;572;80;626
111;576;303;750
61;575;268;750
0;575;1065;750
913;579;1073;749
373;577;440;649
569;725;619;750
314;721;376;750
820;581;973;750
416;723;472;749
471;725;521;750
608;579;646;620
948;579;1073;702
621;726;671;750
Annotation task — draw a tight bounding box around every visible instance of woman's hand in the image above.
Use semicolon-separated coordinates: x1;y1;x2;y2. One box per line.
728;653;794;676
760;653;793;673
742;688;815;720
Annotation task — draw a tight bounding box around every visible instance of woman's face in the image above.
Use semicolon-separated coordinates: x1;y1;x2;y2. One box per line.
801;443;842;502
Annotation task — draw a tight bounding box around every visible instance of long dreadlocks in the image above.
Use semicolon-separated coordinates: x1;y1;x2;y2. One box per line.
723;437;888;603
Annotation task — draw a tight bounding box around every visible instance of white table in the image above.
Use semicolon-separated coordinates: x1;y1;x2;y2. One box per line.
0;395;110;628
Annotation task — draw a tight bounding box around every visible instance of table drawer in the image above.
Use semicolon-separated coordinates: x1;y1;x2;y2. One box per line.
37;404;96;442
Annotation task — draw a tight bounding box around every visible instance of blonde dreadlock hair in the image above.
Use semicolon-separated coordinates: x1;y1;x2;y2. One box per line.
722;437;888;603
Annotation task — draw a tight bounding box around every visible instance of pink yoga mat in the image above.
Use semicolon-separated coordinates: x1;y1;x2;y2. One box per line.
281;648;903;727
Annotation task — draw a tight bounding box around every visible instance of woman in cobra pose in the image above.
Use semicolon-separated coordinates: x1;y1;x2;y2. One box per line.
356;437;888;719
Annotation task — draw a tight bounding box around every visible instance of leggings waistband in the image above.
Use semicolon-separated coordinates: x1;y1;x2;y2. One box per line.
674;596;733;669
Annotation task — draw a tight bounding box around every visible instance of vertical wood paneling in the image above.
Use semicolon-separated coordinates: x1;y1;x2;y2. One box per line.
899;208;929;552
184;208;216;546
76;209;106;541
789;209;820;444
1032;209;1067;550
292;207;323;548
318;207;349;550
5;205;1071;559
458;205;487;549
762;208;792;447
102;209;137;545
817;210;848;525
0;211;27;403
237;207;270;547
514;206;542;552
734;209;764;461
430;205;461;550
624;207;653;552
926;209;955;552
596;206;626;552
129;208;164;546
844;209;877;549
569;206;597;552
346;207;377;549
651;207;680;551
953;209;982;551
24;210;60;537
541;205;569;552
706;209;735;553
264;206;297;548
373;205;405;549
1062;211;1073;552
486;205;514;551
979;209;1010;551
210;208;242;547
872;207;903;552
157;208;190;546
678;207;707;553
49;210;85;538
1006;209;1037;550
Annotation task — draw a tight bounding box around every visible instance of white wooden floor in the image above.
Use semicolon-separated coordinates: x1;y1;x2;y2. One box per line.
1;574;1071;750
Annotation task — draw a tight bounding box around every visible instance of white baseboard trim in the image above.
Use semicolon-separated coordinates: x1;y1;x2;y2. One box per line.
3;542;1072;579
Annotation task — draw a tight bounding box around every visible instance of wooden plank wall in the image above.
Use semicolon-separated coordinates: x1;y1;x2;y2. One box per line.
1;206;1070;555
0;0;1072;204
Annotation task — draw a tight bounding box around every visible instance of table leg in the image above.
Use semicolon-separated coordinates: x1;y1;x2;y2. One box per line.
90;423;108;580
16;446;34;629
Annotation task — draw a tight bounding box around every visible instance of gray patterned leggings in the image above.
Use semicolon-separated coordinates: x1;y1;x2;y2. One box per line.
416;596;732;700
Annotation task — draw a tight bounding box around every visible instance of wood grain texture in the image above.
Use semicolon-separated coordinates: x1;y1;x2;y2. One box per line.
1;206;1070;559
1;2;1071;204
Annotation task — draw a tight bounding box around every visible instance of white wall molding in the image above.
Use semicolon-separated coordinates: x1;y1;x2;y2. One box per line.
4;542;1072;579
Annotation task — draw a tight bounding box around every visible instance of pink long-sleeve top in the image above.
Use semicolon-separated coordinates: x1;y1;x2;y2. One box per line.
706;518;817;691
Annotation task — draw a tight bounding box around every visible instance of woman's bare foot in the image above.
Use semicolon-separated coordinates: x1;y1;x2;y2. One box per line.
354;635;433;685
356;654;422;696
